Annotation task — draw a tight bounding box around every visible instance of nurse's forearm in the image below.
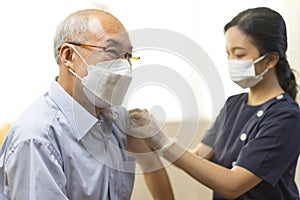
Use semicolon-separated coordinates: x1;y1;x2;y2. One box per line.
142;167;175;200
163;143;261;199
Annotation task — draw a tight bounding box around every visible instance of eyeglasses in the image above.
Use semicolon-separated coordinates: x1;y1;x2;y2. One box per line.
66;42;140;65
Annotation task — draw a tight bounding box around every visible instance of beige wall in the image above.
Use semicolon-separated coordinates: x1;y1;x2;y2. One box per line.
132;165;213;200
284;0;300;103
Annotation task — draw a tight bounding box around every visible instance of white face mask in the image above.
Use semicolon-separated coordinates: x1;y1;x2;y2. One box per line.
69;47;132;108
228;54;268;89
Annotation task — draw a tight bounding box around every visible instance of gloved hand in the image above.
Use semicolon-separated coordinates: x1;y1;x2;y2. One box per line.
129;108;176;153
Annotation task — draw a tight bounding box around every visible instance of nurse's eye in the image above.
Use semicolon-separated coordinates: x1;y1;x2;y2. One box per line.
235;54;245;59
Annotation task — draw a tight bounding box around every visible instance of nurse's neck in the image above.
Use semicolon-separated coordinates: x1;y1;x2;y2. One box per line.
247;85;284;106
247;68;284;106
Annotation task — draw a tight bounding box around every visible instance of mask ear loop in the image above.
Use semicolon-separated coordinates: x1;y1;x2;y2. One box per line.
258;68;269;77
67;45;89;81
254;53;269;78
68;67;83;81
70;45;89;67
253;53;268;64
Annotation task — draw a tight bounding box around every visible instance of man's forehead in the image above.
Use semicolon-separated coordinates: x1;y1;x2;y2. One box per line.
84;14;131;49
87;17;104;35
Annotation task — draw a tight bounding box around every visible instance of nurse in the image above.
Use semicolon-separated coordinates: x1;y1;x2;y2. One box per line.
130;7;300;199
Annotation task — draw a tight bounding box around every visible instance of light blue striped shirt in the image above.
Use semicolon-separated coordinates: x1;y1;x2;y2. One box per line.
0;81;136;200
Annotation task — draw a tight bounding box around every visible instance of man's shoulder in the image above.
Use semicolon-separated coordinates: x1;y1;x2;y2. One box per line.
8;94;59;143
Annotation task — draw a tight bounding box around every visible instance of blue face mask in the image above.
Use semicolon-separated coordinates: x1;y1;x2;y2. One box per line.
228;54;268;88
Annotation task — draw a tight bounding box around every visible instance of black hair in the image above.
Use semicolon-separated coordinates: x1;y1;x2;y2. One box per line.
224;7;298;99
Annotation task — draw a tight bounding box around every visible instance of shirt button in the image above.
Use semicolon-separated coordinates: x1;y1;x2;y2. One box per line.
232;161;237;167
110;173;114;179
276;94;283;100
257;110;264;117
240;133;247;141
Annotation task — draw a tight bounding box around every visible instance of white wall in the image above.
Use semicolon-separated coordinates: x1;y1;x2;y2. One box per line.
1;0;299;123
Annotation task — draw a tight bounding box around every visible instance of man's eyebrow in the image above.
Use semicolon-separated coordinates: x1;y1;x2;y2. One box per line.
105;38;133;50
105;38;120;45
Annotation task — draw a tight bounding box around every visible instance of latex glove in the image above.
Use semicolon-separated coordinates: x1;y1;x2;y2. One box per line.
129;109;176;153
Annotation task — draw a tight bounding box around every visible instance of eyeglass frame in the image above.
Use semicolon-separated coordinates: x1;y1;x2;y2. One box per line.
65;41;139;65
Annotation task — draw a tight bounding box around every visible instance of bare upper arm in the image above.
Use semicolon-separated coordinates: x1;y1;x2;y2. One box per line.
190;142;213;160
226;166;262;198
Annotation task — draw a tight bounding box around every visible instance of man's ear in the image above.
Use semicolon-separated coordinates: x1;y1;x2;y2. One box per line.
266;52;279;69
59;44;75;70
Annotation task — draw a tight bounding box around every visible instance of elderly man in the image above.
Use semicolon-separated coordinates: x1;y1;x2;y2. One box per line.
0;9;173;200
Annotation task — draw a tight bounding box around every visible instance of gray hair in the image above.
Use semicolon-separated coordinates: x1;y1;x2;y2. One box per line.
53;13;89;64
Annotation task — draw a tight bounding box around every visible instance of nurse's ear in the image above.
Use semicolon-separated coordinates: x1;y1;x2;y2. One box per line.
266;52;279;69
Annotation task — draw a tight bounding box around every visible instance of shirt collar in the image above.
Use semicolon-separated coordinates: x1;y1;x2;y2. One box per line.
48;81;98;140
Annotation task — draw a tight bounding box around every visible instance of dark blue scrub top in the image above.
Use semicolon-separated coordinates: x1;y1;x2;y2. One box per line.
202;92;300;200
